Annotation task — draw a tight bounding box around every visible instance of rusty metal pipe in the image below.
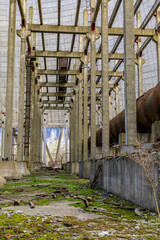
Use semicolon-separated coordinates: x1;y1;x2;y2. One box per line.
91;83;160;147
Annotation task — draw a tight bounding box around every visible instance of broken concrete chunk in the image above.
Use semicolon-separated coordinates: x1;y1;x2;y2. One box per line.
134;208;143;217
29;201;35;209
14;200;20;206
63;221;73;227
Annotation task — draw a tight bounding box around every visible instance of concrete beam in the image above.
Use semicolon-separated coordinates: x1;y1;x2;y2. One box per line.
37;69;124;77
28;24;155;37
44;107;69;110
39;82;114;88
35;50;125;60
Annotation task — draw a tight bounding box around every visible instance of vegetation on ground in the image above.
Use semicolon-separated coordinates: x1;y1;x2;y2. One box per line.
0;170;159;239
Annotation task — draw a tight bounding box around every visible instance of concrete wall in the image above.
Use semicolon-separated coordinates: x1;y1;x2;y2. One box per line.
90;156;160;211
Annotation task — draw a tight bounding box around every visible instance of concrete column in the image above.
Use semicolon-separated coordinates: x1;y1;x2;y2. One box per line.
137;12;143;96
90;17;97;160
82;9;89;162
1;127;5;160
157;7;160;82
70;100;74;163
43;123;46;165
29;33;36;166
4;0;16;161
55;128;63;163
115;84;119;115
24;58;32;163
75;82;79;163
101;0;109;156
83;53;88;162
17;0;29;162
78;36;83;163
123;0;137;145
38;107;42;163
65;126;68;163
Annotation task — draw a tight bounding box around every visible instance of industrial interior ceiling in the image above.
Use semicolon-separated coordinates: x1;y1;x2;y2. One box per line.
0;0;158;127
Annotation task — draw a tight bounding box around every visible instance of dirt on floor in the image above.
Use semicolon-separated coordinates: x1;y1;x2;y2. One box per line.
0;169;159;240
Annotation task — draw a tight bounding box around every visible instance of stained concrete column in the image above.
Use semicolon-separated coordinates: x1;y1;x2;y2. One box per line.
123;0;137;145
1;127;5;160
17;0;31;162
75;71;79;163
77;73;83;163
157;7;160;82
78;35;83;163
75;83;79;162
65;126;68;163
24;58;32;164
101;0;109;156
29;33;36;167
90;26;96;160
38;106;42;163
137;12;143;96
82;9;89;162
4;0;16;161
83;53;88;162
115;84;119;115
55;128;63;163
43;123;46;165
70;100;74;163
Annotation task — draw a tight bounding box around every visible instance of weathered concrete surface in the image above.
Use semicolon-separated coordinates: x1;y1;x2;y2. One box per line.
0;161;22;179
30;163;42;172
71;162;79;176
90;155;160;211
83;161;91;179
0;176;6;186
16;161;30;176
151;121;160;142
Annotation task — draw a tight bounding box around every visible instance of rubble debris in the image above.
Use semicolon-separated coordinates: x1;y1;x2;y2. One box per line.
29;201;35;209
134;208;143;217
63;221;73;227
13;200;20;206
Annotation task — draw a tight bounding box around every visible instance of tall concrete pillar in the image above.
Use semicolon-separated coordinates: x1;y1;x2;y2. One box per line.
123;0;137;145
83;53;88;162
24;58;32;163
29;34;36;166
65;126;68;163
90;25;96;160
78;36;83;163
75;76;79;163
101;0;109;156
4;0;16;161
70;100;74;163
1;127;5;160
137;12;143;96
43;123;46;165
82;9;89;162
38;107;42;163
17;1;31;162
55;128;63;164
157;7;160;82
115;84;119;115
